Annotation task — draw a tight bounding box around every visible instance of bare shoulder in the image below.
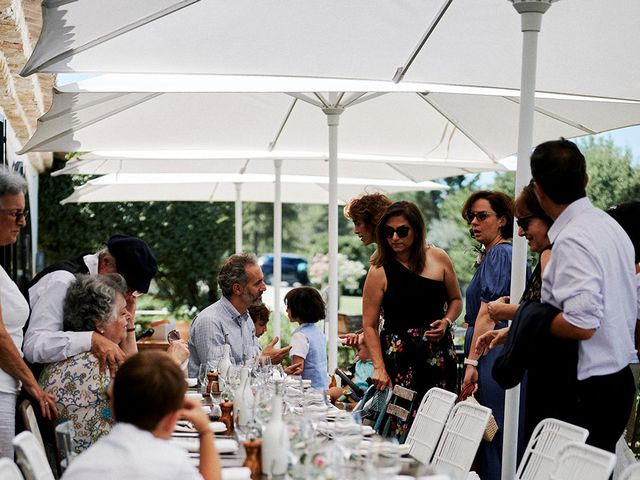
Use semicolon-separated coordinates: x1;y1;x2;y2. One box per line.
427;245;453;264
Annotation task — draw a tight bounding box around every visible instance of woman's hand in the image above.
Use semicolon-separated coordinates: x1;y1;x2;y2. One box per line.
339;333;362;347
424;318;450;342
24;383;58;420
475;328;509;356
487;296;511;323
461;365;478;392
371;366;391;391
167;340;189;366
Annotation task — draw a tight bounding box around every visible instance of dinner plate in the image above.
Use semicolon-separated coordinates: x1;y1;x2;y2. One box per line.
173;421;227;435
185;392;203;401
201;405;211;414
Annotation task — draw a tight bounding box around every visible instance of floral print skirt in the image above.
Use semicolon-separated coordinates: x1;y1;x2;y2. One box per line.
381;327;458;439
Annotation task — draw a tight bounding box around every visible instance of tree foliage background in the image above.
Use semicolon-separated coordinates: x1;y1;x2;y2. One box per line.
38;137;638;316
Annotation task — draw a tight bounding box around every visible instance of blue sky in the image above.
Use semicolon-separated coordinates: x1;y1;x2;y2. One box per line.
595;125;640;164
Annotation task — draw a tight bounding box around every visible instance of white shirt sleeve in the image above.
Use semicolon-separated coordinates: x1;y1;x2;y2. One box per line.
546;236;604;330
289;331;309;359
23;271;93;363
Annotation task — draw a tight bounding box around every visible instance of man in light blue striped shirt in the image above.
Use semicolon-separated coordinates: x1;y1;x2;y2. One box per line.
188;253;290;376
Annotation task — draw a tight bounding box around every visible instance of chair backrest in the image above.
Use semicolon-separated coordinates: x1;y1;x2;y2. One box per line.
380;384;418;442
516;418;589;480
54;421;77;470
549;442;616;480
619;462;640;480
12;431;55;480
18;400;44;448
354;385;392;433
0;458;25;480
405;387;457;465
430;401;492;480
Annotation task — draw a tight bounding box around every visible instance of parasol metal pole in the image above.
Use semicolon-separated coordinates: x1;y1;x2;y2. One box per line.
234;182;243;253
273;159;283;346
323;104;343;374
503;2;553;480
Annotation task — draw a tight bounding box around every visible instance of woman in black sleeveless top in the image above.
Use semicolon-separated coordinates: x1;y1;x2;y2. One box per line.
362;201;462;439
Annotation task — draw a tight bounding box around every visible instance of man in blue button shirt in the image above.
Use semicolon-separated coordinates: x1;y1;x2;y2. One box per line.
188;253;290;376
531;138;637;453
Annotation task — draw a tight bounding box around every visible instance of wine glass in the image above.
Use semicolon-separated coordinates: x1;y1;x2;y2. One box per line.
167;329;181;343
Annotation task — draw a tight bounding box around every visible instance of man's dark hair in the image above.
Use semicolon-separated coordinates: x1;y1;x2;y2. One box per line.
217;253;258;298
530;138;587;205
113;351;186;431
607;200;640;263
284;287;325;324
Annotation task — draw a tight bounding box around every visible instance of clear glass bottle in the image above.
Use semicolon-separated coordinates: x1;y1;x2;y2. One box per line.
261;381;289;477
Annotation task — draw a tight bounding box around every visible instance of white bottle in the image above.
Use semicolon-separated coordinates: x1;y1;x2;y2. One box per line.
261;382;289;476
233;366;254;426
218;343;232;379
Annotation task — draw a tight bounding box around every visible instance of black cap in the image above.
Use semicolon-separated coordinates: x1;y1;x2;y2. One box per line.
106;234;158;293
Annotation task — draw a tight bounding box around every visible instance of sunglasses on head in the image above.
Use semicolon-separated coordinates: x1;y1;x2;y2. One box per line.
384;225;411;239
516;216;534;230
466;211;497;224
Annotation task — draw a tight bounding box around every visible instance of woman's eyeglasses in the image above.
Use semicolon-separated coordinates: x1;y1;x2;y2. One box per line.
0;208;28;221
384;225;411;239
516;216;534;230
465;211;497;224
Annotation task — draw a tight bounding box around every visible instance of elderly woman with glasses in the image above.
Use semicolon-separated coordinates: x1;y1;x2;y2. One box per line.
40;274;137;453
362;201;462;440
460;190;529;480
0;167;57;458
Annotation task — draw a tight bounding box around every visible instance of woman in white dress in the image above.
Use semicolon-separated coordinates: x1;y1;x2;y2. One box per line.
0;167;56;458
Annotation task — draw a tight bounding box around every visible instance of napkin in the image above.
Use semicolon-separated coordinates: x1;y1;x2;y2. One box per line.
171;437;238;453
222;467;252;480
209;421;226;433
186;377;198;387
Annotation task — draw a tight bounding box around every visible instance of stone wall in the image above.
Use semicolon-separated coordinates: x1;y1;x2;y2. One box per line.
1;0;54;171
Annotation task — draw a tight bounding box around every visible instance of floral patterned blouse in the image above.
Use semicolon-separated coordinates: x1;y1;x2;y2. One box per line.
39;351;113;453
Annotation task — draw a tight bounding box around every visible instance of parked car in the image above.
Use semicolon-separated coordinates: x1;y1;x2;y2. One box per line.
258;253;310;286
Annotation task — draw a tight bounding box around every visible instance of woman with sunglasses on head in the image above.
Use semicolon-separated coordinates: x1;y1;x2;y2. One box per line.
362;201;462;440
460;190;524;480
476;184;553;351
475;184;576;443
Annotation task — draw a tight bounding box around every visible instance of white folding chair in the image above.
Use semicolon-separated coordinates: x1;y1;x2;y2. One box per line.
516;418;589;480
618;462;640;480
429;401;492;480
18;400;44;448
12;431;56;480
0;458;25;480
549;442;616;480
405;387;457;465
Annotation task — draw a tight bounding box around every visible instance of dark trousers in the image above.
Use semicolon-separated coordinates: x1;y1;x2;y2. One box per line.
576;365;635;453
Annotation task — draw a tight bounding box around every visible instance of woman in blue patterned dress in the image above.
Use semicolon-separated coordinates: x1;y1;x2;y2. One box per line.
460;190;527;480
40;274;137;452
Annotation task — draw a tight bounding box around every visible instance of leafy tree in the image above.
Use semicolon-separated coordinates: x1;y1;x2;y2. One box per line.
578;136;640;209
38;159;235;312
